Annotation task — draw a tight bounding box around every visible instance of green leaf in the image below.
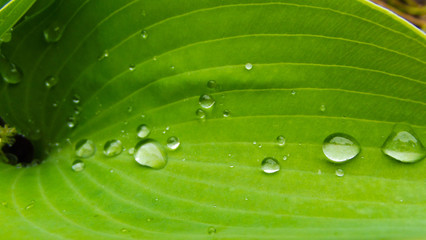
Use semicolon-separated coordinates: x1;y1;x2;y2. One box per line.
0;0;36;43
0;0;425;239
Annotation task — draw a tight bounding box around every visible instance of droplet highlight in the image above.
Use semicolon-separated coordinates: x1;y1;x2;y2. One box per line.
103;140;123;157
245;63;253;70
335;169;344;177
276;135;286;147
323;133;360;163
261;157;280;174
166;136;180;150
71;159;85;172
199;94;215;109
382;125;425;163
44;76;58;88
75;139;96;158
134;140;167;169
137;124;150;138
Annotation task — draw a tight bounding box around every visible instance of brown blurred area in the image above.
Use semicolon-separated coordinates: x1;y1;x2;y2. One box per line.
371;0;426;31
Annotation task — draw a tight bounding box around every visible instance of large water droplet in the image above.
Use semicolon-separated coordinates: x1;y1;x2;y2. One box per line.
166;136;180;150
261;157;280;174
199;94;215;109
0;55;22;84
72;159;85;172
43;21;63;43
276;135;286;147
134;140;167;169
103;140;123;157
75;139;96;158
45;76;58;88
245;63;253;70
322;133;360;163
382;125;425;163
137;124;150;138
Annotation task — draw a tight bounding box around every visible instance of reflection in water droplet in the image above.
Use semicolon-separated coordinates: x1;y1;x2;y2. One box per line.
72;159;85;172
223;109;231;117
43;21;63;43
103;140;123;157
207;226;216;235
196;109;206;119
261;157;280;174
75;139;96;158
382;125;425;163
207;80;216;89
137;124;150;138
45;76;58;88
276;135;286;147
245;63;253;70
322;133;360;163
0;55;22;84
141;30;148;39
335;169;344;177
134;140;167;169
166;136;180;150
199;94;215;109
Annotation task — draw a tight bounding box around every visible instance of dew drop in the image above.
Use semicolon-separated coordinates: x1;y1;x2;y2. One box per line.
207;80;216;89
71;159;85;172
223;109;231;118
320;104;326;112
43;22;63;43
322;133;360;163
67;117;77;128
72;94;80;104
137;124;150;138
75;139;96;158
196;108;206;119
261;157;280;174
0;55;22;84
129;64;136;71
103;140;123;157
128;147;135;155
382;125;425;163
127;106;133;113
134;140;167;169
98;50;109;61
291;90;296;95
335;169;344;177
44;76;58;88
245;63;253;70
199;94;215;109
141;30;148;39
276;135;286;147
207;226;216;235
166;136;180;150
282;155;287;161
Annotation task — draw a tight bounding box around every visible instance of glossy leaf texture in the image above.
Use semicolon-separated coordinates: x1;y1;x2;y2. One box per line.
0;0;425;239
0;0;36;43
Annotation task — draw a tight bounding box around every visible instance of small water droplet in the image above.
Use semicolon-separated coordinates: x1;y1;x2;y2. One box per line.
207;80;216;89
282;155;287;161
291;90;296;95
320;104;326;112
98;50;109;61
25;200;35;210
223;109;231;117
121;228;129;233
137;124;150;138
134;140;167;169
103;140;123;157
67;117;77;128
166;136;180;150
44;76;58;88
75;139;96;158
71;159;85;172
127;106;133;113
207;226;216;235
0;55;22;84
199;94;215;109
72;94;80;104
245;63;253;70
141;30;148;39
261;157;280;174
129;64;136;71
335;169;344;177
74;106;81;115
317;169;322;175
52;102;58;107
276;135;286;147
196;108;206;119
43;21;63;43
382;125;425;163
322;133;360;163
128;147;135;155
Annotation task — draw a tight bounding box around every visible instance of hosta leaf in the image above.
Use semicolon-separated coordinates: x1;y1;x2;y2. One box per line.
0;0;425;239
0;0;36;43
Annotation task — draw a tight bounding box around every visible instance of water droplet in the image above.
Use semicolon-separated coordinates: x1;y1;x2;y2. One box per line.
207;226;216;235
322;133;360;163
0;28;12;42
261;157;280;174
134;140;167;169
74;106;81;115
276;135;286;147
282;155;287;161
207;80;216;89
222;109;231;118
98;50;109;61
317;169;322;175
129;64;136;71
141;30;148;39
199;94;215;109
320;104;326;112
72;94;80;104
44;76;58;88
75;139;96;158
137;124;150;138
25;200;35;210
166;136;180;150
43;21;63;43
291;90;296;95
52;102;58;107
335;169;344;177
170;65;175;70
103;140;123;157
127;106;133;113
196;109;206;119
382;125;425;163
245;63;253;70
0;55;22;84
71;159;85;172
121;228;129;233
128;147;135;155
67;117;77;128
